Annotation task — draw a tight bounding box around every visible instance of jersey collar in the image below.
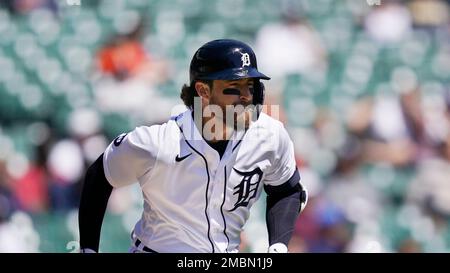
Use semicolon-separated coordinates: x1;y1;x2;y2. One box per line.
174;110;247;156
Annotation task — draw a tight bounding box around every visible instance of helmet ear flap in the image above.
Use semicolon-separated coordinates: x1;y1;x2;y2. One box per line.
253;80;265;119
253;80;265;106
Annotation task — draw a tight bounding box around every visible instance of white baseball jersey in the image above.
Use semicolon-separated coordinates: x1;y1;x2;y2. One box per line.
103;110;298;253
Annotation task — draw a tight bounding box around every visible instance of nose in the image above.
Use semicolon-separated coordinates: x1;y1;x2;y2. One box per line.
239;87;253;103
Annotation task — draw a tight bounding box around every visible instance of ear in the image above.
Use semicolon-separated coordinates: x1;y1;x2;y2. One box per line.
195;82;211;100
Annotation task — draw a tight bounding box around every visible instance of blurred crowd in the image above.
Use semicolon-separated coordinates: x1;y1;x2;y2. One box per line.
0;0;449;252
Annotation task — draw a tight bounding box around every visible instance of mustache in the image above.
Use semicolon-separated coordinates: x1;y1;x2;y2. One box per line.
232;102;253;108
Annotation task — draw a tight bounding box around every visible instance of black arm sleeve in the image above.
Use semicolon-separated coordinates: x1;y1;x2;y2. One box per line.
78;153;113;252
264;169;304;246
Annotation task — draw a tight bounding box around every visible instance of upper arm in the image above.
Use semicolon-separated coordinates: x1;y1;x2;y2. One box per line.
103;126;159;187
263;123;297;187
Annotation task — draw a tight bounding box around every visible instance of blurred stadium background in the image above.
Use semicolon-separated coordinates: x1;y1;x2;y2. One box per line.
0;0;449;253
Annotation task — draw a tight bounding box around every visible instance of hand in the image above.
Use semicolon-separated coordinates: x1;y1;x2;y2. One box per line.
300;187;308;213
80;248;97;253
268;243;288;253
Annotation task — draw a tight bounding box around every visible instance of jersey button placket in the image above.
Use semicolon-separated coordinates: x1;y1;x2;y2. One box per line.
208;166;223;245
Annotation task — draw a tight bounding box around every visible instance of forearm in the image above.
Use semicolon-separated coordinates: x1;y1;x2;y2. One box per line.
266;189;301;247
78;153;113;252
265;169;307;251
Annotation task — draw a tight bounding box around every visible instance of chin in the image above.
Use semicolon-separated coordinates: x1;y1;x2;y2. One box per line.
233;111;251;130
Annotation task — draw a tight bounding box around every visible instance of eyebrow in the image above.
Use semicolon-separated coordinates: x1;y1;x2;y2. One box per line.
226;80;239;84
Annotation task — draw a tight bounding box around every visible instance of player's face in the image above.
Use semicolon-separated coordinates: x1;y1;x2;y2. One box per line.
209;78;255;129
210;78;254;106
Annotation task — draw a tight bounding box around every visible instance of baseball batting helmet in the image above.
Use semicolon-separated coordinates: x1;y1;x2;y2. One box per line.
189;39;270;105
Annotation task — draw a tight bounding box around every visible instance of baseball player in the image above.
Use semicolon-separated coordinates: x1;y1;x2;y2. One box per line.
78;39;307;253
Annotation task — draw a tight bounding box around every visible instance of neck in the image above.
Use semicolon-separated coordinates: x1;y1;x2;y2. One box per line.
202;115;234;142
192;110;233;142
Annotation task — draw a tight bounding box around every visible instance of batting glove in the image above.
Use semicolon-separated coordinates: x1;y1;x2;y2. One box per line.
80;248;97;253
268;243;288;253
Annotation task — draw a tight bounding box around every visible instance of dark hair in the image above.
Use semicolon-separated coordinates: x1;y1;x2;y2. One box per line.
180;80;213;109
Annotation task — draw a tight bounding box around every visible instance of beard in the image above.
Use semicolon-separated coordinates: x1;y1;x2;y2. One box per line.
233;107;254;130
206;96;255;133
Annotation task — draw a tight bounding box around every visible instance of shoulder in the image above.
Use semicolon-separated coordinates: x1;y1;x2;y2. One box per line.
253;113;290;140
243;113;292;154
126;118;180;149
255;113;291;150
256;113;284;129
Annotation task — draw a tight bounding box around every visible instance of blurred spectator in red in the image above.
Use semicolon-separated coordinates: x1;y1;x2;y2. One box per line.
96;17;168;84
11;143;49;213
94;16;175;124
97;38;148;82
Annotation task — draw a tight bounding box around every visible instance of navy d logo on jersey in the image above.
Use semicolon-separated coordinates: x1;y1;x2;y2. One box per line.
229;167;263;212
113;133;128;146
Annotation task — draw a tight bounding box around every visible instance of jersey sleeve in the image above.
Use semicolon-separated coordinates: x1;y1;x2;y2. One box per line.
103;126;159;187
263;123;298;187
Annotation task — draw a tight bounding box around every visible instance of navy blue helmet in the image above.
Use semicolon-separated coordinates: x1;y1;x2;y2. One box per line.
189;39;270;105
